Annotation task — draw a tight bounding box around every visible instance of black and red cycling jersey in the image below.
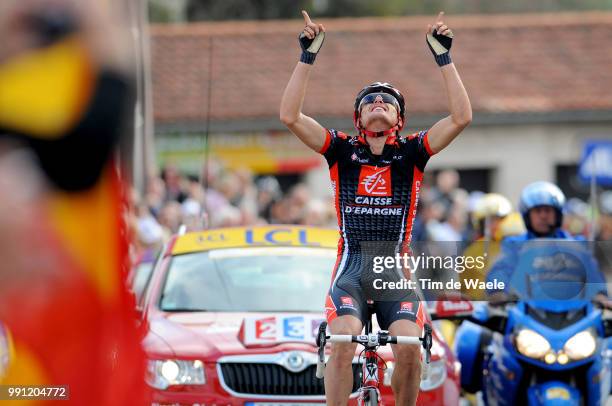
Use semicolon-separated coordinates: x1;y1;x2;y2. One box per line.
320;128;434;329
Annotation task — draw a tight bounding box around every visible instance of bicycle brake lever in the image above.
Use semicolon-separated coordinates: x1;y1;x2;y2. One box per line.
315;322;327;379
316;321;327;347
422;324;433;364
378;330;390;345
420;324;433;380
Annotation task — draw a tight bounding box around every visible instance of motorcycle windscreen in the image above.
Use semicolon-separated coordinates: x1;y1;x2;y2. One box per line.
508;240;605;312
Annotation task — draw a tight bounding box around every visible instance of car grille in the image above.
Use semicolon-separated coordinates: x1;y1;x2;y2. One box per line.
219;363;361;395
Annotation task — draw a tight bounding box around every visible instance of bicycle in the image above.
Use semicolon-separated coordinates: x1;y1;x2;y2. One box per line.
315;302;433;406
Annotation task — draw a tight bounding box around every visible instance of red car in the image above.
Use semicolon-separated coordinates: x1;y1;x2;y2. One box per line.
139;226;461;405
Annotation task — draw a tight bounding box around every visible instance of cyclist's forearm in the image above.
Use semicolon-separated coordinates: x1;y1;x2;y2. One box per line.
440;63;472;127
280;62;313;125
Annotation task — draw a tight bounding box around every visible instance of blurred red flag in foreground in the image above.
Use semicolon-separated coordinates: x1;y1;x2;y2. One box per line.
0;0;147;404
0;165;147;405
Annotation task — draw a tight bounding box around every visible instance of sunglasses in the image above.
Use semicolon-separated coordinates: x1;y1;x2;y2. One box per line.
359;92;400;112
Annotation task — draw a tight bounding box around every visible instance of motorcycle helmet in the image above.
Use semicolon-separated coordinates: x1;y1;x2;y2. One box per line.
518;181;565;232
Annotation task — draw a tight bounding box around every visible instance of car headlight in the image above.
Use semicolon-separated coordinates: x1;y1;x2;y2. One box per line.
515;329;551;359
146;359;206;390
564;330;596;360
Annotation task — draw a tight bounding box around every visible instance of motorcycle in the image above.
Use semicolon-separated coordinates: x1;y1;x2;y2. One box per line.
442;241;612;405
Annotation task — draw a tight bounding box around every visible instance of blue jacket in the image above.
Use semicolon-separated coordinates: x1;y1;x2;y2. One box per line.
486;230;607;297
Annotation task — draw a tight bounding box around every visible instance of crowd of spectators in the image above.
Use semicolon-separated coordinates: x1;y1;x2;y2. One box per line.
128;159;612;267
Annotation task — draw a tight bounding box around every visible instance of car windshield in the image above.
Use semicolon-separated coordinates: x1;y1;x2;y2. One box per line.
159;247;336;312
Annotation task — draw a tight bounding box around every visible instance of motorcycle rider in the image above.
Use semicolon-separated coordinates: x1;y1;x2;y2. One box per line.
486;181;608;300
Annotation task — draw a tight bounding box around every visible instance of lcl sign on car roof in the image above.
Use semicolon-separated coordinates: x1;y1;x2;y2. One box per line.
171;226;338;255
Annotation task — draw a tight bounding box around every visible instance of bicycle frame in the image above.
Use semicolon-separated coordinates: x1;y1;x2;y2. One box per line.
359;314;383;405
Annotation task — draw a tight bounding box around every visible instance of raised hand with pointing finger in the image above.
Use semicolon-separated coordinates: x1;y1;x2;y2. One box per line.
426;11;454;66
298;10;325;65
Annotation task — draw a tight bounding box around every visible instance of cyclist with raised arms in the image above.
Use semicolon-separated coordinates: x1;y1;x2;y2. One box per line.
280;10;471;405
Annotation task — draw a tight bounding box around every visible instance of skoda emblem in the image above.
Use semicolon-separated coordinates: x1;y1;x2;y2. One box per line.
285;352;305;372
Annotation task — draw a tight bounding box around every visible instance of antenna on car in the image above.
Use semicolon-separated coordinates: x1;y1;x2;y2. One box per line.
200;36;214;192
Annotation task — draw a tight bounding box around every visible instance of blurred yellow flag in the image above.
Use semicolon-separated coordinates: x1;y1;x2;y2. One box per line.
0;36;93;138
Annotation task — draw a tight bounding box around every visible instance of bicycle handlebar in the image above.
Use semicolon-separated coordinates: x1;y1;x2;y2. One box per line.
325;334;422;345
395;336;423;345
316;323;433;380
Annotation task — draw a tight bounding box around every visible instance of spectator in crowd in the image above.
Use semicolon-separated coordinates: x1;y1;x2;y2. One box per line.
162;164;188;203
145;175;166;217
256;176;282;220
158;201;182;237
430;169;461;217
211;204;242;228
301;199;331;226
181;198;204;232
